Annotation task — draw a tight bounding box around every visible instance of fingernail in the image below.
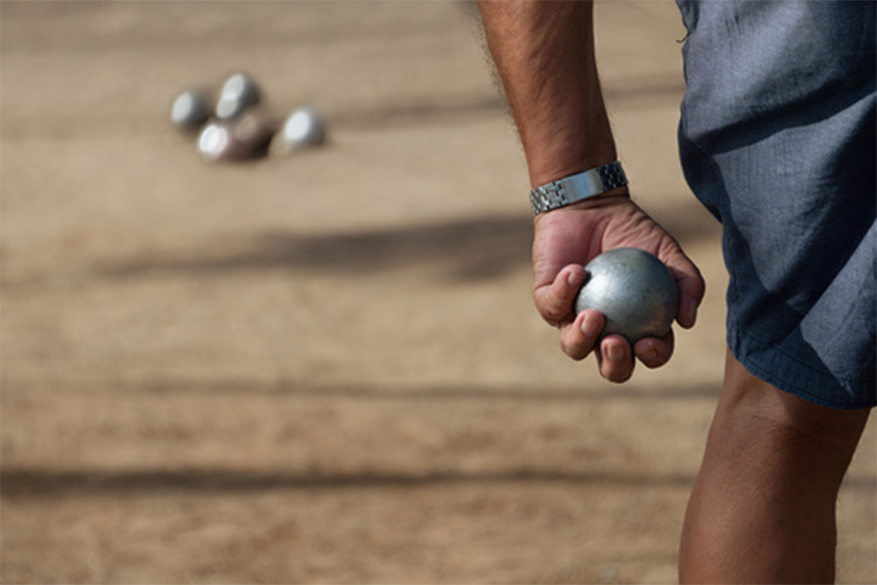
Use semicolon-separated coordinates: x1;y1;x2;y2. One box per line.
581;314;601;338
567;270;584;288
607;343;625;362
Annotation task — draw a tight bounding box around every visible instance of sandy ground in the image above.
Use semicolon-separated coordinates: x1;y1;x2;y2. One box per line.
1;2;874;583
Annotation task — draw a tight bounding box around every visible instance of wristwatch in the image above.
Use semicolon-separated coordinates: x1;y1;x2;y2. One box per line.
529;161;628;215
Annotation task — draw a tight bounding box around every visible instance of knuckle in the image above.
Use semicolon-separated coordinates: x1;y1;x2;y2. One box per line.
535;298;561;323
542;303;570;324
560;339;587;361
544;316;562;329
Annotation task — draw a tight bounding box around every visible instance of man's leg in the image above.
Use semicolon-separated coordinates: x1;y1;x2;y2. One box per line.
679;349;871;584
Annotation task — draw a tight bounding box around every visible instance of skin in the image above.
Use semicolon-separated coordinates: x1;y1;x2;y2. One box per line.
477;1;871;581
679;351;870;584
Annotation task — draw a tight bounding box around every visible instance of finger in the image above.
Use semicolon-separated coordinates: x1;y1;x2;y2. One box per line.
661;248;706;330
676;268;705;329
559;309;603;360
633;328;675;369
596;335;635;383
533;263;587;326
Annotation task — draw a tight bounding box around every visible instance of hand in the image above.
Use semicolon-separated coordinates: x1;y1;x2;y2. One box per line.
532;193;705;383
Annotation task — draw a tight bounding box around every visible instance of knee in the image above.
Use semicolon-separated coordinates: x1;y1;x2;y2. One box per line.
678;352;869;584
715;350;870;489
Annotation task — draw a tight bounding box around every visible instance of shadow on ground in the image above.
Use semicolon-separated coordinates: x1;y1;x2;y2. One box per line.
1;468;700;498
97;209;718;284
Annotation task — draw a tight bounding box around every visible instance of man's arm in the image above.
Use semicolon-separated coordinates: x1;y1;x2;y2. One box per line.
478;0;705;382
478;0;616;187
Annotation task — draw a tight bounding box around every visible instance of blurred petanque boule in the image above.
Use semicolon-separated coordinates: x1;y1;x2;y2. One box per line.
269;106;328;156
197;122;230;162
170;88;211;133
215;71;261;120
198;109;276;163
575;247;679;343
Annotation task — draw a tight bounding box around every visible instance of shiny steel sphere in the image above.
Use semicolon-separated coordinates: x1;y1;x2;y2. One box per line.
198;122;234;162
575;248;678;343
170;89;210;132
197;110;274;162
215;72;260;120
268;107;327;156
281;107;326;147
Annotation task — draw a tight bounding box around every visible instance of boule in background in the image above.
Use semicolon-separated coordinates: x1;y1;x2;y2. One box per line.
215;71;261;121
198;108;278;163
169;88;211;133
575;247;679;343
268;106;328;156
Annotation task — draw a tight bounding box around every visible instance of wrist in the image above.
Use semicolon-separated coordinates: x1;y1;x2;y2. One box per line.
529;161;629;215
526;137;618;189
532;186;630;227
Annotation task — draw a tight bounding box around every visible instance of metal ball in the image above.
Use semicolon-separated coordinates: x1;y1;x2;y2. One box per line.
197;111;275;162
281;107;326;147
170;89;210;131
198;122;233;162
268;107;327;156
215;72;260;120
575;248;679;343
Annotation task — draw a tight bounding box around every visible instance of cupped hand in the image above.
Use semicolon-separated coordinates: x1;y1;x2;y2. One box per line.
532;193;705;383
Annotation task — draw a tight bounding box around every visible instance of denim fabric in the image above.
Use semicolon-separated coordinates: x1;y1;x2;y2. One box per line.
676;0;876;409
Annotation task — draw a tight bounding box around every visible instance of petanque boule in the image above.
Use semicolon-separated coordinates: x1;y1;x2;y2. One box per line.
170;89;211;132
269;106;327;156
575;247;678;343
282;107;326;146
198;110;276;162
198;122;235;162
215;72;261;120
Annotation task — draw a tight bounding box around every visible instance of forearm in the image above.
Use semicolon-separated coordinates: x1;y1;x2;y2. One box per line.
477;0;618;188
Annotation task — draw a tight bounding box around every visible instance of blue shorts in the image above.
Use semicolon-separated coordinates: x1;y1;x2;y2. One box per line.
676;1;876;409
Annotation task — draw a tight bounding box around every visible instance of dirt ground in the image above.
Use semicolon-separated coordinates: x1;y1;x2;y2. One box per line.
1;2;874;583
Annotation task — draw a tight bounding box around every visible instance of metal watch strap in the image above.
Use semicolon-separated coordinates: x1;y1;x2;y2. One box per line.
529;162;628;215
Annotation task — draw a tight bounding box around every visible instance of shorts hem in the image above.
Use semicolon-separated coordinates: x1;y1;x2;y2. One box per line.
728;329;877;411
